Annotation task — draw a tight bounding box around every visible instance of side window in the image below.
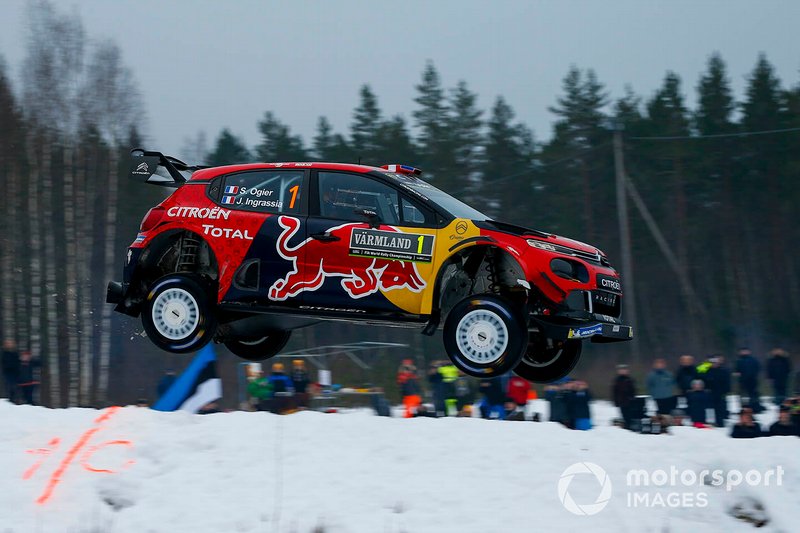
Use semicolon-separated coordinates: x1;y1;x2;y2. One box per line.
318;172;400;224
400;195;435;226
221;170;303;213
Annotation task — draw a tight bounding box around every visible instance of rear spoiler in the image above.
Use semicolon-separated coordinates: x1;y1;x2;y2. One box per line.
129;148;207;188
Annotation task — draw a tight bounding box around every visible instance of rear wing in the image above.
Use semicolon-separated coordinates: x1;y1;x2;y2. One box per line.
128;148;207;188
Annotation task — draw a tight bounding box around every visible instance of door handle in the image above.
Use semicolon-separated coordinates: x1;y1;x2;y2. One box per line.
310;232;340;243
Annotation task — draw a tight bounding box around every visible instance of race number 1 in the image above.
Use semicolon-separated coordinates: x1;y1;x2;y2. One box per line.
289;185;300;209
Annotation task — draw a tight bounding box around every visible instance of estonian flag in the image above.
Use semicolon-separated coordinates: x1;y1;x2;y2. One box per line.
152;344;222;413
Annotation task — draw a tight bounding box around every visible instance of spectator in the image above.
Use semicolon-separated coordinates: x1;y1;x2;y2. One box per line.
478;377;506;419
427;361;445;416
570;380;592;430
16;350;40;405
268;362;294;414
675;354;697;401
247;369;273;411
646;358;676;415
454;373;475;412
703;356;731;427
290;359;310;409
545;383;569;426
1;339;20;403
507;375;530;414
197;401;221;415
730;408;763;438
612;364;637;429
397;359;421;418
439;362;460;416
735;347;763;412
766;348;791;406
157;370;177;399
370;388;391;417
686;379;711;427
768;408;798;437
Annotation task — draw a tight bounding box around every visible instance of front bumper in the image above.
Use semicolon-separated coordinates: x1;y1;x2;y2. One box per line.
530;315;633;343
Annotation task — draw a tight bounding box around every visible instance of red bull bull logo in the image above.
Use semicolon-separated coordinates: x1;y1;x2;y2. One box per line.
268;216;427;301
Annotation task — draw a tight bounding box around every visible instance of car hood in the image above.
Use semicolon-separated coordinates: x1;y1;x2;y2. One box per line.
475;219;601;255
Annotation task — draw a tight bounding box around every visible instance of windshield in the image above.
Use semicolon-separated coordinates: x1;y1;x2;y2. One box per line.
382;172;488;220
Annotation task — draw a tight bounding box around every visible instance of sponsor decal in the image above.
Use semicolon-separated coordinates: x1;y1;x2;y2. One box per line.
567;323;603;339
268;216;426;301
597;274;622;293
222;196;236;205
455;221;468;235
134;233;146;243
167;206;231;220
298;305;367;313
224;185;240;194
201;224;253;240
133;162;149;174
349;228;435;263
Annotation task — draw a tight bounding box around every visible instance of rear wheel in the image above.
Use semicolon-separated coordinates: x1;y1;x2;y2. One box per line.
142;275;217;354
224;331;291;361
513;335;582;383
443;295;527;378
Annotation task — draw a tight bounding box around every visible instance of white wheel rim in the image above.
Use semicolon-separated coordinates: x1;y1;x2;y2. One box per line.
456;309;509;364
152;288;200;340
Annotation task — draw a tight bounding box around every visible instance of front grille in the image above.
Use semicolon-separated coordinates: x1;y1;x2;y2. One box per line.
592;290;621;317
550;243;603;265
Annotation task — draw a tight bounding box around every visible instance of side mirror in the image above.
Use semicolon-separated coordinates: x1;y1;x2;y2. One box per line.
354;208;381;229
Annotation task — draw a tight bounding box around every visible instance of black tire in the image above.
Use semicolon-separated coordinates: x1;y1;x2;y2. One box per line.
224;331;292;361
443;295;527;378
513;335;582;383
141;275;217;354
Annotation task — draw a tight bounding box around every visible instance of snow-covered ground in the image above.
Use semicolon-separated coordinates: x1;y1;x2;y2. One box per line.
0;399;796;533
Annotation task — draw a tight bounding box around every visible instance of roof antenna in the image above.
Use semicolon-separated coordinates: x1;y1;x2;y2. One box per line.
357;156;362;165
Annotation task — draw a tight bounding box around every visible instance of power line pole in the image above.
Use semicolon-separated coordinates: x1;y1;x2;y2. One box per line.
613;125;639;362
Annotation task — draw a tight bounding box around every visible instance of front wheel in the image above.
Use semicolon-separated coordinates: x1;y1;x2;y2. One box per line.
224;331;291;361
141;275;217;354
513;335;582;383
443;295;527;378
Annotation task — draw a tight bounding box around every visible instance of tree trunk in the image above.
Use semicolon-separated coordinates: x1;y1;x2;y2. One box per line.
26;134;52;404
62;146;84;404
78;144;98;404
41;140;65;405
97;148;119;405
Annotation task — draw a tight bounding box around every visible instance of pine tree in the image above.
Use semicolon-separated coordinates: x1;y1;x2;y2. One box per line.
412;61;450;181
255;111;307;162
206;128;252;166
375;115;415;166
312;116;351;162
445;80;483;196
350;84;382;165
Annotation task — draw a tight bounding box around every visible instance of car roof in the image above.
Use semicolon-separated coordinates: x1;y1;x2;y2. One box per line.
190;162;382;181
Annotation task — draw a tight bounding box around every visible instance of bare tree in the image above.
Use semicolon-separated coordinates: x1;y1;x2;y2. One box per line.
81;40;144;404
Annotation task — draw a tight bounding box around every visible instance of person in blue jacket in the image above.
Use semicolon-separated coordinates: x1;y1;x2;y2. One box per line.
268;362;294;413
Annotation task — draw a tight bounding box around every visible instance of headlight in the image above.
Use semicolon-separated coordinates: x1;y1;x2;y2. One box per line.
527;239;556;251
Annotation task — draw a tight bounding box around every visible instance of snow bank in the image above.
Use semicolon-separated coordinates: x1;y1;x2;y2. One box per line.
0;400;796;532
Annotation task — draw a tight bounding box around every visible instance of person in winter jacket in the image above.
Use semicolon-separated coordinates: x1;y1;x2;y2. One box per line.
16;351;41;405
290;359;311;409
569;380;592;430
612;365;637;428
735;347;763;412
439;363;460;416
247;370;273;411
685;379;711;426
268;362;294;413
507;375;530;408
646;358;675;415
545;383;569;426
478;377;506;419
427;361;445;416
702;356;731;426
675;354;697;401
730;408;763;438
766;348;792;406
768;408;798;437
397;359;421;418
1;339;20;403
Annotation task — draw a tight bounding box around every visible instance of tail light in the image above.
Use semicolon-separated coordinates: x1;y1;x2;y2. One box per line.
140;206;165;232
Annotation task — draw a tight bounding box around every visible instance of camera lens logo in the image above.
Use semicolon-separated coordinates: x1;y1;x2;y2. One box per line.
557;462;612;516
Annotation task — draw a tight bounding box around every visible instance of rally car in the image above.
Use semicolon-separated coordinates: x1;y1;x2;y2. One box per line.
107;149;632;382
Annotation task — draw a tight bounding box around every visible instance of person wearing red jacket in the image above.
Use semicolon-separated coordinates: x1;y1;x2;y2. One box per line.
507;375;530;408
397;359;421;418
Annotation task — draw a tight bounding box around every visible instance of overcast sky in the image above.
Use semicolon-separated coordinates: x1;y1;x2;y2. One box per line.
1;0;799;159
